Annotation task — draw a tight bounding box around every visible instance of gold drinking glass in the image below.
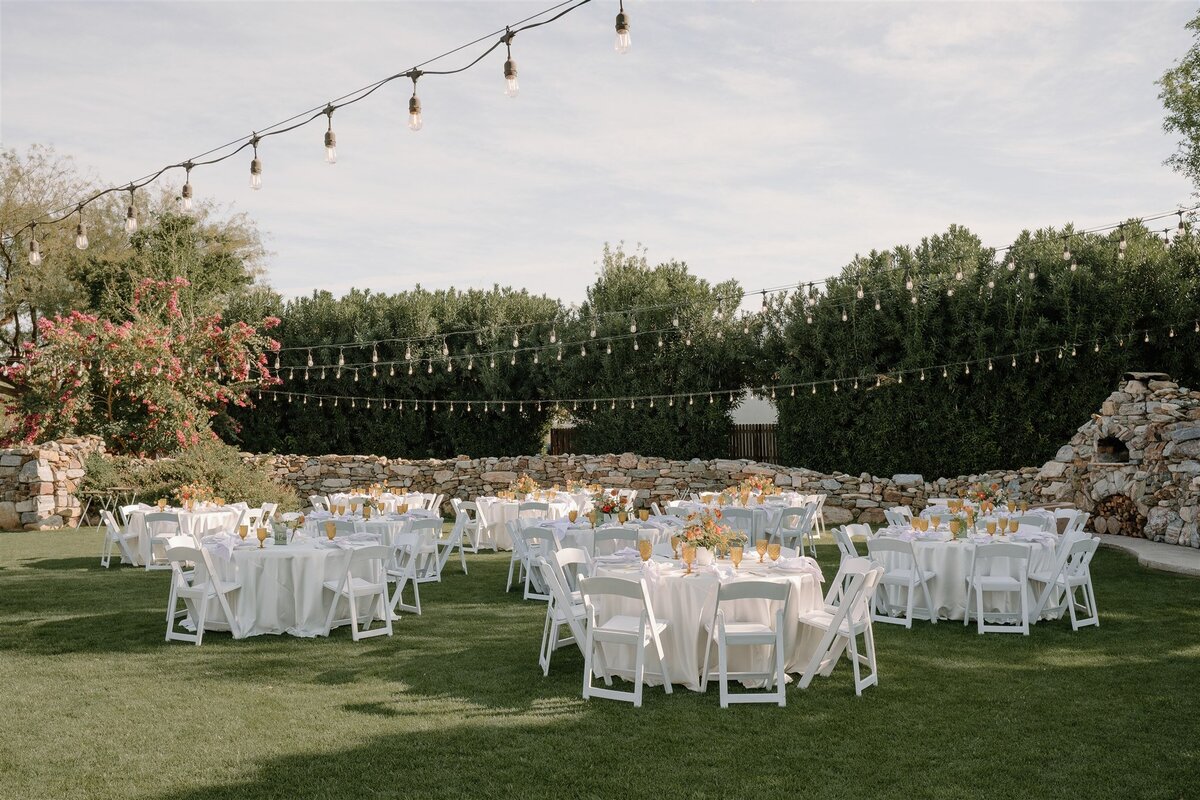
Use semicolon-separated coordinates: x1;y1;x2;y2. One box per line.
731;546;743;570
256;527;269;549
638;539;653;562
670;534;681;559
157;499;167;510
755;538;768;563
639;509;649;522
568;510;578;523
399;503;409;515
682;544;696;575
618;511;628;525
930;514;941;530
237;524;249;541
949;519;961;540
324;521;336;540
986;520;997;536
767;543;781;562
590;510;599;528
1007;501;1016;514
363;505;372;520
1020;501;1029;513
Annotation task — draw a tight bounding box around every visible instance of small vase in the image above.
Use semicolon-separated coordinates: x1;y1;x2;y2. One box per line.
695;546;714;567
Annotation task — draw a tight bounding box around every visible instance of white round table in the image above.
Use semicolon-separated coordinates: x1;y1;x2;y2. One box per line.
871;530;1059;622
534;517;683;555
302;510;441;546
191;540;383;638
591;558;826;690
474;497;574;550
126;506;241;566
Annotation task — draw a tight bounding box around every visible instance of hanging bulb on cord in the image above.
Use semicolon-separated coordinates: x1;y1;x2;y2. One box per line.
74;207;88;250
407;72;424;131
323;106;337;164
614;0;631;54
124;186;138;234
502;28;519;97
249;136;262;190
180;162;194;213
27;225;41;266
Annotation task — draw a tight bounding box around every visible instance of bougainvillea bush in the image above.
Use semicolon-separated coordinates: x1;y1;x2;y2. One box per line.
2;278;280;455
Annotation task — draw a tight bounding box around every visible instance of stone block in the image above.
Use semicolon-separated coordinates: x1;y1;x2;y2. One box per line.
0;502;19;530
821;506;854;525
856;507;887;525
480;471;517;484
891;474;923;487
1038;461;1067;479
1169;426;1200;443
0;455;22;468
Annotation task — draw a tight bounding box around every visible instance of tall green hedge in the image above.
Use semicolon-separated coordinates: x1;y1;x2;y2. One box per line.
763;222;1200;476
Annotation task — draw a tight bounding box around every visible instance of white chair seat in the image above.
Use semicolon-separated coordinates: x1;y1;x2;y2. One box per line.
799;609;862;637
191;578;241;596
706;620;775;639
594;614;668;642
881;568;937;584
324;576;384;596
972;575;1023;591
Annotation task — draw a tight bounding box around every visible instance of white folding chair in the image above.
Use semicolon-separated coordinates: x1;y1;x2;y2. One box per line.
769;505;816;556
650;502;664;516
506;519;526;592
866;537;938;627
308;495;329;512
143;512;182;571
579;576;673;708
1029;536;1100;630
118;503;144;527
259;502;278;524
807;494;829;539
832;526;860;566
721;507;758;546
164;544;242;645
427;494;445;514
518;501;550;522
408;518;445;584
454;500;491;554
964;541;1031;635
433;514;466;577
100;509;138;568
665;506;692;519
700;580;790;708
797;558;882;696
1065;511;1090;536
519;527;559;601
888;506;914;524
388;527;436;616
554;547;593;600
535;556;589;677
322;544;393;641
593;527;638;556
883;509;909;527
1018;514;1052;533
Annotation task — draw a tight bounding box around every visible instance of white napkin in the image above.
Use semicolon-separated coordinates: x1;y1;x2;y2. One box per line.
1011;530;1056;546
594;547;640;564
201;532;242;560
770;556;824;580
968;533;993;544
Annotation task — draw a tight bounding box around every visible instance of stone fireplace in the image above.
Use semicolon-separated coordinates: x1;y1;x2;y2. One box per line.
1034;372;1200;548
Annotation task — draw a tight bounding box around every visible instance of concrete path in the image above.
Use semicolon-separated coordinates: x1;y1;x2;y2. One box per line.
1098;534;1200;577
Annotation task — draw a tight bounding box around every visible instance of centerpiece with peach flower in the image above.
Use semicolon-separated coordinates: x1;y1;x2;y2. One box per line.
681;509;744;566
509;473;540;497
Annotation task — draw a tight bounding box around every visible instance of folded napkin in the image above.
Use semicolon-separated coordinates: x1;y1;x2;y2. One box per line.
645;515;684;529
968;533;993;544
594;547;641;564
201;532;242;560
770;556;824;580
702;563;737;580
1011;530;1056;545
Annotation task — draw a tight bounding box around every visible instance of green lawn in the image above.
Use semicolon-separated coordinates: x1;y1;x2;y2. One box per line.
0;529;1197;800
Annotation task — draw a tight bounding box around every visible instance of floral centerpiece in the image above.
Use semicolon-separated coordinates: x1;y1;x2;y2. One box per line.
177;482;214;506
510;473;540;496
971;482;1007;507
592;489;629;517
738;475;776;495
681;509;744;564
566;479;598;494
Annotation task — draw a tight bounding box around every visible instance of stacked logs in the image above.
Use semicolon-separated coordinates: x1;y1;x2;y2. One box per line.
1088;494;1145;537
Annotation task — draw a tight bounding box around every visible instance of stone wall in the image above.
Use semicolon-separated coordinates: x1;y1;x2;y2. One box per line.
248;450;1039;527
1033;373;1200;548
0;436;105;530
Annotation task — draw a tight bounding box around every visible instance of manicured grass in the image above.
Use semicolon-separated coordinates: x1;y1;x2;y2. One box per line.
0;529;1197;800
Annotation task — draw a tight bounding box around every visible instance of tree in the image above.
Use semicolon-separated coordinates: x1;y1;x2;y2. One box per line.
1160;9;1200;190
3;278;281;455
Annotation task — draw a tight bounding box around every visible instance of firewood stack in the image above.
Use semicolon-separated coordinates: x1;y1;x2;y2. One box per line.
1088;494;1145;537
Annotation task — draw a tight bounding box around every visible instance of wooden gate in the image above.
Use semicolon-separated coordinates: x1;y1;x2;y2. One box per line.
549;427;575;455
728;424;778;463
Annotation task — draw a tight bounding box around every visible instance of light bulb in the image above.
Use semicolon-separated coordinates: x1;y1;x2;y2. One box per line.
250;140;263;190
1007;257;1016;272
614;5;631;54
856;284;864;300
630;318;637;333
1062;243;1071;261
503;52;519;98
124;202;138;234
324;131;337;164
905;273;913;291
841;310;848;322
1070;260;1078;272
75;220;88;250
181;166;194;213
408;93;423;132
955;268;964;281
549;328;557;344
27;234;41;266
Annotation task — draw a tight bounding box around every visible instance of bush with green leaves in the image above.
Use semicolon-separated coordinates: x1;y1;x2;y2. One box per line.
83;441;301;511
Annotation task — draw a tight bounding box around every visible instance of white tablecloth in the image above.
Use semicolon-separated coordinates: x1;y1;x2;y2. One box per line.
474;497;574;550
535;518;682;555
127;507;241;566
190;540;382;638
302;510;440;546
872;530;1059;622
591;559;826;690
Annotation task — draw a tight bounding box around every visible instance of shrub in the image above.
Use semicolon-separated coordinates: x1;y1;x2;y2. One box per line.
83;441;300;511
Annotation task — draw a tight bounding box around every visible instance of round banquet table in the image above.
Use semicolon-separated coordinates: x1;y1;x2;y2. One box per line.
474;497;574;550
665;500;802;542
126;506;241;566
590;559;826;690
871;530;1060;622
301;510;441;546
533;518;682;555
327;492;431;515
190;540;384;638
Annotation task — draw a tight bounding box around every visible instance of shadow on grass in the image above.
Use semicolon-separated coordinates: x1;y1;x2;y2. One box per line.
20;556;107;571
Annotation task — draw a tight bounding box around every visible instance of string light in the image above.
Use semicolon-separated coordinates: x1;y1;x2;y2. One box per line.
27;225;41;266
1062;237;1072;262
74;207;88;250
124;186;138;234
614;0;631;54
502;29;519;98
324;106;337;164
408;73;424;131
249;136;262;190
180;162;194;213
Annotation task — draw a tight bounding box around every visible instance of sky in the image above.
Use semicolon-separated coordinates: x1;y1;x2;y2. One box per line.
1;0;1195;311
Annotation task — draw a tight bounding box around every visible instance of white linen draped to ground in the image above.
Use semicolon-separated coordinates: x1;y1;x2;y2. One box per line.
127;506;241;566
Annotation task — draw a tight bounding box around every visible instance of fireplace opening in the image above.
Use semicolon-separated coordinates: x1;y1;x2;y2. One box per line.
1094;436;1129;464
